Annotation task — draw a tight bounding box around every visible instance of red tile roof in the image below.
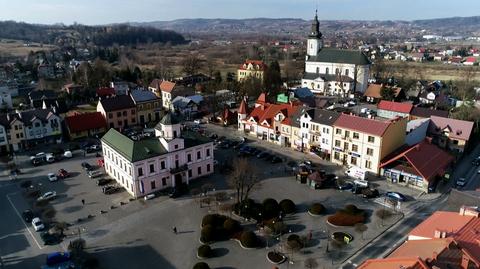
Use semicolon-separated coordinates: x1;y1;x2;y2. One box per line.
160;81;176;93
364;84;402;99
65;112;107;133
408;211;474;240
390;238;455;259
334;113;392;136
239;59;267;70
247;102;299;129
428;116;474;141
256;93;267;104
238;99;248;114
455;217;480;265
96;87;115;97
380;141;454;182
358;257;430;269
378;100;413;114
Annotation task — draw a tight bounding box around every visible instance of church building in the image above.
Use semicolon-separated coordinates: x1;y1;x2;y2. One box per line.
301;11;371;96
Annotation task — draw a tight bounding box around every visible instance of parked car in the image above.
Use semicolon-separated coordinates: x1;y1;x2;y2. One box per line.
31;158;43;166
63;151;73;158
193;119;202;124
362;188;380;199
81;162;93;171
337;181;354;191
257;151;270;159
30;152;46;161
37;191;57;201
88;170;103;178
386;191;407;202
271;156;283;163
22;209;34;223
351;185;367;194
456;177;467;187
472;157;480;166
47;173;58;182
102;186;121;194
46;252;71;266
41;232;61;245
57;169;69;179
90;144;101;151
45;153;55;163
32;217;45;231
96;178;112;186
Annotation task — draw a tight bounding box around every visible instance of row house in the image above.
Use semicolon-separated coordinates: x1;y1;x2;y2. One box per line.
101;113;214;198
130;89;162;125
97;95;136;130
299;108;340;159
65;112;107;140
331;114;407;175
0;108;62;153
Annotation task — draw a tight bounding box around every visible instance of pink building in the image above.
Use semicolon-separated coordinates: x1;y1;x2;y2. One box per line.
97;95;136;130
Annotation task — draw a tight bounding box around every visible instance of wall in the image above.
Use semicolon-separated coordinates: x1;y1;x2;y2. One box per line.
406;119;429;146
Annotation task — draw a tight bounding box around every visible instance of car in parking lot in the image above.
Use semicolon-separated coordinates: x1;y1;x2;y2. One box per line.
45;153;55;163
32;217;45;231
81;162;93;171
46;252;71;266
102;185;122;194
337;181;354;191
22;209;34;223
456;177;467;187
271;156;282;163
88;170;103;178
57;169;69;179
386;191;407;202
37;191;57;201
472;157;480;166
30;152;46;161
257;151;270;159
47;173;58;182
31;157;43;166
63;150;73;158
40;232;61;245
362;188;380;199
96;178;112;186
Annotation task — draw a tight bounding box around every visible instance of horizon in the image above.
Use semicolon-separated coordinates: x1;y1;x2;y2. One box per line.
1;0;479;25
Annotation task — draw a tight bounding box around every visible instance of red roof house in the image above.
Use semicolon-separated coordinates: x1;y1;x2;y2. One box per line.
334;114;392;136
377;100;413;114
96;87;115;98
65;112;107;139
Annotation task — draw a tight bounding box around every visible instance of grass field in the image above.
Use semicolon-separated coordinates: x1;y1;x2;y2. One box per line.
385;61;480;83
0;39;57;57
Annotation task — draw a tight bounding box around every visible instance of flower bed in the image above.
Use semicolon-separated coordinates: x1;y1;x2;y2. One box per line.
267;251;286;264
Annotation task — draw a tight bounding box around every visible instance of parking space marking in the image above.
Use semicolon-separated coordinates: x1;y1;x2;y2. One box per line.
6;193;44;250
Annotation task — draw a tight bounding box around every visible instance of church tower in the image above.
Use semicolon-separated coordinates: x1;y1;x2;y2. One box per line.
307;10;323;57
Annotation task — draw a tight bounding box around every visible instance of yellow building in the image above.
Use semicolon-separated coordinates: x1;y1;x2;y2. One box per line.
130;89;162;125
237;60;267;82
331;114;407;175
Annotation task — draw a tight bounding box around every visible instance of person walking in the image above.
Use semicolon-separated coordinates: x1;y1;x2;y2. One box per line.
173;226;177;234
81;199;85;206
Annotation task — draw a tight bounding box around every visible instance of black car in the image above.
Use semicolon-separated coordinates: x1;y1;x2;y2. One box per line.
31;158;43;166
264;154;275;161
271;156;283;163
103;186;121;195
96;178;112;186
81;162;93;171
351;185;367;194
22;209;34;223
40;232;61;245
337;181;354;190
362;188;380;199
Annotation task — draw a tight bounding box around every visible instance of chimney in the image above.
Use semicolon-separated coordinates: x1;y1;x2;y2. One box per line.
459;205;479;217
434;229;447;238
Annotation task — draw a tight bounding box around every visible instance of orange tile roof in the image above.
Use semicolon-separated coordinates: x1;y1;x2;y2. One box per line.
239;59;267;70
378;100;413;114
247;103;299;129
455;217;480;265
364;84;402;99
390;238;454;259
160;81;176;93
238;99;248;114
408;211;474;240
358;257;430;269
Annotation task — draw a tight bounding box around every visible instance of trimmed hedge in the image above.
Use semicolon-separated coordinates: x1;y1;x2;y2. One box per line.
197;245;213;258
201;214;241;243
193;262;210;269
309;203;325;215
279;199;296;214
262;198;280;219
202;214;228;228
200;225;215;243
223;218;241;237
240;231;259;248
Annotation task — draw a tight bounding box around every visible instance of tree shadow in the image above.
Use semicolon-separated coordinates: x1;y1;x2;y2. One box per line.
62;205;83;213
212;247;229;258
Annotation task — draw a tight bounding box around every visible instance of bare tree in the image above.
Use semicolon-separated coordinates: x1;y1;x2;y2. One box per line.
227;158;260;205
354;223;368;240
181;54;203;76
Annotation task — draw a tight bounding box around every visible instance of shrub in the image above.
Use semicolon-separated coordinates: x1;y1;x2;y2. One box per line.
240;231;258;248
287;234;300;243
193;262;210;269
201;214;227;228
309;203;325;215
262;198;280;219
279;199;296;214
197;245;213;258
223;218;241;237
343;204;362;215
286;234;303;250
200;225;215;243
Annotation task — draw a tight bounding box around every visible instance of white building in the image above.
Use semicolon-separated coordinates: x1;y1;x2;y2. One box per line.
101;113;214;198
301;11;371;96
0;89;12;110
299;108;340;159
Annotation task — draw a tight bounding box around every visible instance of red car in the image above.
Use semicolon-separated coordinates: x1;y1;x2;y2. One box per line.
57;169;70;179
97;159;104;167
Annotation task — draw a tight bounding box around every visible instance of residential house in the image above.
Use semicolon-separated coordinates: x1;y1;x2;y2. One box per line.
6;113;25;152
237;60;267;82
148;78;163;98
19;109;62;148
427;116;474;154
410;106;449;120
42;99;68;114
332;114;407;175
364;84;404;103
379;141;454;192
101;113;214;198
288;107;309;151
299;108;340;159
28;90;57;108
130;89;162;125
376;100;413;119
65;112;107;140
174;74;212;87
171;96;199;119
110;80;130;95
0;115;9;154
158;81;195;110
97;95;136;130
0;89;13;110
463;57;478;66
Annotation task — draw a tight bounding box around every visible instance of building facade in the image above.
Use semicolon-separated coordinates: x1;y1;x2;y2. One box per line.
130;89;162;125
101;113;214;198
299;108;340;159
97;95;136;130
237;60;266;82
65;112;107;140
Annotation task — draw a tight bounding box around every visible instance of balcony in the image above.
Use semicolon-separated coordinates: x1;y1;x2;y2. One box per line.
170;164;188;174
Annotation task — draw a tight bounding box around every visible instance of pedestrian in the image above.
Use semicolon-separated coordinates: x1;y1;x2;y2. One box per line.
81;199;85;206
173;226;177;234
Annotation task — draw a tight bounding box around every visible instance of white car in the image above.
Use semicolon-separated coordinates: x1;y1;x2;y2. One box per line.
193;119;202;124
45;153;55;163
37;191;57;201
31;217;45;231
63;150;73;158
30;152;46;161
47;173;58;182
456;178;467;187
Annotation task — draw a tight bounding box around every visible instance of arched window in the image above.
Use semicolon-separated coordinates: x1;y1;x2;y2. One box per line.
316;67;319;74
335;68;340;75
345;69;349;76
326;68;329;74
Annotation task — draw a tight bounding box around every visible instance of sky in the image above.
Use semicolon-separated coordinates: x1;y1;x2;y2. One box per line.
0;0;479;25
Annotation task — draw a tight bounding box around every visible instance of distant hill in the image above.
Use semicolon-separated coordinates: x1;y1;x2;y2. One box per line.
132;16;480;37
0;21;187;46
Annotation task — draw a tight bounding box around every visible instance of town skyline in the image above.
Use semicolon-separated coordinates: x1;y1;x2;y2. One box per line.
1;0;480;25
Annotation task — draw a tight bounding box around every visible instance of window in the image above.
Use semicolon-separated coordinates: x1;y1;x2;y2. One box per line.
188;169;192;177
197;167;202;175
197;151;201;160
14;125;18;130
187;154;192;162
335;140;341;147
344;142;349;149
206;149;211;157
316;67;319;74
334;152;340;160
351;156;357;165
151;181;156;190
367;148;373;156
207;164;211;172
368;136;375;143
174;144;178;149
352;144;358;152
162;178;167;186
161;161;166;169
335;68;339;75
345;69;349;76
353;132;359;139
131;109;135;115
149;164;155;173
123;111;127;116
326;67;329;74
117;112;121;117
138;167;143;176
336;128;342;135
365;160;372;169
344;130;350;138
173;131;177;138
118;121;122;126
